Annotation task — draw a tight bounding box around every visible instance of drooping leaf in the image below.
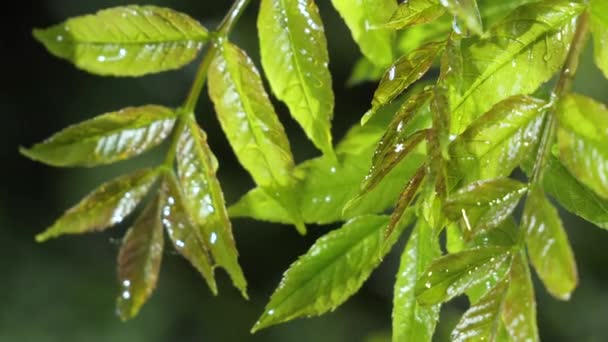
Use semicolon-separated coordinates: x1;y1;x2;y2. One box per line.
388;163;428;235
440;0;483;35
208;41;295;188
392;220;441;342
415;246;512;305
556;94;608;199
21;106;176;167
502;251;539;342
590;0;608;79
447;0;583;134
33;6;208;76
523;187;577;300
36;168;158;242
452;95;546;181
176;121;247;297
443;178;528;238
382;0;445;31
363;41;443;124
252;214;413;333
116;194;164;321
258;0;334;155
451;278;508;342
160;173;216;294
331;0;397;67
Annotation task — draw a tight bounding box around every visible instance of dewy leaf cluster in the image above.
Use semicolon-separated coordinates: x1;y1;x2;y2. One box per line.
24;0;608;340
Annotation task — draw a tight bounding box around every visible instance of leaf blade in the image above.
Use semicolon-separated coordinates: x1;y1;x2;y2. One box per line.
382;0;446;30
590;0;608;78
502;251;539;342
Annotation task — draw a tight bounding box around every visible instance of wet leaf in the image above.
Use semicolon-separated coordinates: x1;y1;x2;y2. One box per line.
388;164;428;236
393;220;441;342
208;41;294;188
440;0;483;35
452;95;546;181
556;94;608;199
502;251;539;342
160;173;217;294
477;0;540;29
523;187;577;300
33;6;208;76
176;121;247;297
363;41;443;124
396;16;451;55
252;214;413;333
415;246;512;305
258;0;334;155
443;178;527;238
382;0;445;30
21;106;176;167
36;168;158;242
451;278;508;342
331;0;397;67
590;0;608;79
447;0;583;134
116;194;164;321
347;57;386;86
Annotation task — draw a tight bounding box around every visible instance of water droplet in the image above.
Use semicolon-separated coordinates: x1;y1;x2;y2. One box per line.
122;291;131;300
210;232;218;244
176;239;185;248
424;281;432;289
97;55;106;62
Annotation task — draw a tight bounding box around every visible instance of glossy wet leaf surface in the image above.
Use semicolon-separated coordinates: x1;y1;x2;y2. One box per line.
393;220;441;342
415;246;512;305
502;252;539;342
440;0;483;35
523;187;578;300
116;194;164;321
252;214;412;332
556;94;608;199
452;95;546;180
447;0;583;134
208;41;294;188
383;0;445;30
176;121;246;297
590;0;608;79
33;6;208;76
160;173;217;294
258;0;334;155
36;168;158;242
444;178;527;238
331;0;397;67
21;106;176;167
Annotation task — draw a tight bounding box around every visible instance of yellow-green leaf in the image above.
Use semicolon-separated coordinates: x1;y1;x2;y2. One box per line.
116;194;164;321
523;187;578;300
160;173;217;294
502;251;539;342
590;0;608;79
258;0;334;155
208;41;295;188
252;214;413;333
556;94;608;199
21;105;176;167
176;121;247;297
441;0;483;35
33;6;208;76
382;0;445;30
36;168;158;242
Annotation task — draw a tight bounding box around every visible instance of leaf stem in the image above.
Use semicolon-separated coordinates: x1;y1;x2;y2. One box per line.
530;11;589;188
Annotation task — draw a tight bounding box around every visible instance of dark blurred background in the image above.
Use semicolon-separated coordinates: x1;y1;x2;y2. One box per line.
2;1;607;341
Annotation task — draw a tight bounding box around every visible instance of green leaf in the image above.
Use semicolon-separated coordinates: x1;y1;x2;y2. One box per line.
382;0;445;30
176;121;247;297
331;0;397;67
451;278;508;342
388;164;428;235
36;168;158;242
440;0;483;35
21;105;176;167
502;251;539;342
542;157;608;230
477;0;541;29
116;194;164;321
447;0;583;134
364;41;443;124
415;246;512;305
523;187;577;300
347;57;386;86
396;16;451;55
443;178;527;238
393;220;441;342
590;0;608;79
208;41;295;188
252;214;412;332
33;6;208;76
556;94;608;199
258;0;334;156
160;173;217;295
452;95;546;181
